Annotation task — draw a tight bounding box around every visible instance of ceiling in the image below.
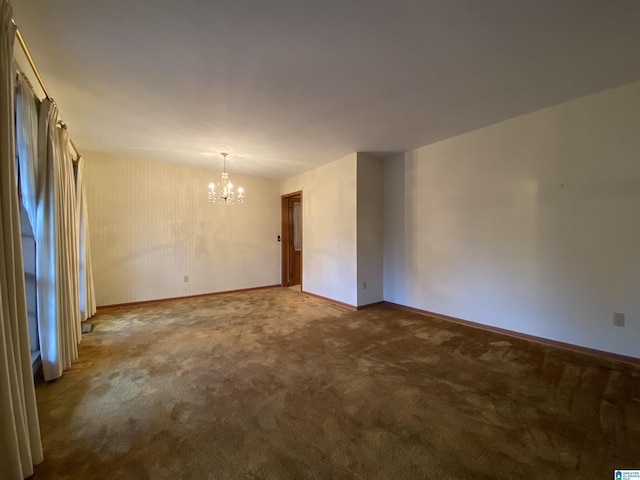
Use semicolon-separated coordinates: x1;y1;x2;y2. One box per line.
11;0;640;180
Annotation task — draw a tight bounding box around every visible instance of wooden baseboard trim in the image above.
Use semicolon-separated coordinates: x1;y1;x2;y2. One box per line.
97;284;281;310
356;301;385;311
297;291;385;311
300;290;357;310
386;302;640;367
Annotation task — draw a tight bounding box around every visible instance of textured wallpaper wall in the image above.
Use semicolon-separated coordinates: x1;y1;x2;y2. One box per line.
84;152;280;306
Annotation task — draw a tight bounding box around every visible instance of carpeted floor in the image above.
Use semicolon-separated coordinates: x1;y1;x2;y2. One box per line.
32;287;640;479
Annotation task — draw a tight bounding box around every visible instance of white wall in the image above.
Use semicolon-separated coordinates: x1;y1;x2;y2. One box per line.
357;154;383;306
382;153;406;306
384;81;640;358
84;152;280;306
281;153;358;306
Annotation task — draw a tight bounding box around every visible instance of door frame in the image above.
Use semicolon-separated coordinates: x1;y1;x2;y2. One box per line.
281;191;302;288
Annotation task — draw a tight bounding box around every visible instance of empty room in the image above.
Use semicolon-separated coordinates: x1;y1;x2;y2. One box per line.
2;1;640;479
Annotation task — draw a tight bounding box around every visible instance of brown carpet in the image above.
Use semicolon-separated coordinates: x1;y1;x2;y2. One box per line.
32;288;640;479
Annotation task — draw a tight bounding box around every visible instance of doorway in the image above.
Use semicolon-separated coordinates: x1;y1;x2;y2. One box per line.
281;191;302;288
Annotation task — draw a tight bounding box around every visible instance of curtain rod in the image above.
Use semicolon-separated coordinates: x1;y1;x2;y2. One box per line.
12;18;81;159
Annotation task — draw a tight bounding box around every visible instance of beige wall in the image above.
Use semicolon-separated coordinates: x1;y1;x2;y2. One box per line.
84;152;280;306
383;81;640;358
281;153;358;306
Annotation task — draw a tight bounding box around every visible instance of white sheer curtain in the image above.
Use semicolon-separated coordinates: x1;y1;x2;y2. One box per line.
75;157;96;321
37;99;82;380
37;98;63;380
15;73;39;229
0;0;44;477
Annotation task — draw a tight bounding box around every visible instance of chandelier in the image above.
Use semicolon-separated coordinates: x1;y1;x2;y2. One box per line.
208;152;245;205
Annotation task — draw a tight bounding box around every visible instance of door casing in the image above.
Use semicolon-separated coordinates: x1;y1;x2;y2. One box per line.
281;191;302;287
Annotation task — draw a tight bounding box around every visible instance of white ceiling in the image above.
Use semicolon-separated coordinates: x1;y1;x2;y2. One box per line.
11;0;640;180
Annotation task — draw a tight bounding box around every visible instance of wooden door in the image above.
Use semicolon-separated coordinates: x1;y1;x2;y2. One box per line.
289;198;301;285
281;192;302;287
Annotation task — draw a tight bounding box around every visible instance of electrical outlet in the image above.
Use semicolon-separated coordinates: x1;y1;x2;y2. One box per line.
613;312;625;327
183;275;189;283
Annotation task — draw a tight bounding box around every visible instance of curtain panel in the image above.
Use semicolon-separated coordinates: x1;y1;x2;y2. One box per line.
75;157;96;321
57;126;82;351
36;99;63;380
15;73;39;229
0;0;44;478
37;99;83;381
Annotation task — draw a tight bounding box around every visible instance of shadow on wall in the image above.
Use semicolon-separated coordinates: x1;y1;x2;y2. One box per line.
382;153;405;305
